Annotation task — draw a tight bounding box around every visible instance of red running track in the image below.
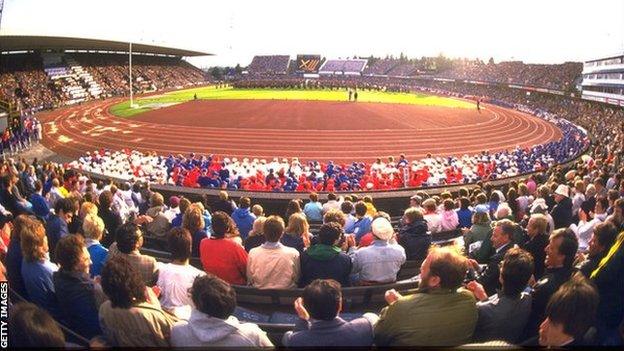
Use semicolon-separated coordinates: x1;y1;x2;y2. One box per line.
38;97;563;163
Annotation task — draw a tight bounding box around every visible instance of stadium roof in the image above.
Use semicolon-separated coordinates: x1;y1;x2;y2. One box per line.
0;35;212;57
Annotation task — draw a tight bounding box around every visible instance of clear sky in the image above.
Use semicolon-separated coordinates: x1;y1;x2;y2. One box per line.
1;0;623;68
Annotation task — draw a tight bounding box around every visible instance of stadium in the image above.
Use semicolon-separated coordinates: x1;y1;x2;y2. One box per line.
1;0;623;349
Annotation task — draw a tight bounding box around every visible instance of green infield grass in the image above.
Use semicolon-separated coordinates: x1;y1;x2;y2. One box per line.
109;85;475;117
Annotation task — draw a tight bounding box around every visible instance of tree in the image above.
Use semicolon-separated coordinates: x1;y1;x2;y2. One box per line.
234;64;243;74
488;57;495;65
209;67;223;80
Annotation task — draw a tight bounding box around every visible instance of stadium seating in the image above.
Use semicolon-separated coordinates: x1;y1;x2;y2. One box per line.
247;55;291;75
319;59;368;75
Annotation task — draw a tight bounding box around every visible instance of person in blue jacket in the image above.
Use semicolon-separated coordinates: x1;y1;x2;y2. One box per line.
231;197;256;240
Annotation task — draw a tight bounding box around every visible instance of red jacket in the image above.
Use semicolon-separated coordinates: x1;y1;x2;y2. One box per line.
199;238;248;285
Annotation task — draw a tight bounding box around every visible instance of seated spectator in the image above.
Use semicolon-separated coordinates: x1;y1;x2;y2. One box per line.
212;190;236;215
170;274;273;347
83;213;108;277
52;234;104;339
182;204;209;257
469;219;515;296
99;256;176;347
231;197;255;240
520;214;549;279
283;279;378;347
20;217;60;319
362;196;377;217
45;198;75;261
341;200;357;230
244;216;266;252
571;197;609;251
285;199;303;220
281;212;311;254
6;215;29;299
8;302;66;348
457;197;473;229
537;274;599;347
98;190;122;247
345;201;373;243
577;222;617;278
350;217;406;284
550;184;573;229
397;207;431;261
374;247;477;346
523;228;578;339
111;222;158;286
467;247;534;343
422;198;442;233
199;211;248;285
463;209;492;261
29;180;50;219
606;198;623;231
247;216;300;289
171;197;191;228
440;199;459;231
163;196;180;222
145;192;171;239
157;227;205;319
251;204;264;217
322;193;342;214
303;192;323;222
300;223;353;287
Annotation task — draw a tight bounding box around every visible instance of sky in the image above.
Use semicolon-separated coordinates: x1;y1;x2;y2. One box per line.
1;0;623;68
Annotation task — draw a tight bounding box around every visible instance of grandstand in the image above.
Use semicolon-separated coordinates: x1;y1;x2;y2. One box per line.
581;53;624;106
246;55;291;75
319;58;368;76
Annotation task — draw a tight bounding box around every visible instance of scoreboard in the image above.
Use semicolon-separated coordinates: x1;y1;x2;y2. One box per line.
296;55;321;73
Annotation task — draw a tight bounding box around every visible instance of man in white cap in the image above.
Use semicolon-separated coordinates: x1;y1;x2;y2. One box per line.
349;217;406;285
550;184;573;230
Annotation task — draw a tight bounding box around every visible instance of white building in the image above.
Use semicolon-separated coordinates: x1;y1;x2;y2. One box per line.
581;54;624;107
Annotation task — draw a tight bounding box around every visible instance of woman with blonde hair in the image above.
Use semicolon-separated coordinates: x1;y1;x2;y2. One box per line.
244;216;267;252
182;204;207;257
281;213;310;254
83;213;108;277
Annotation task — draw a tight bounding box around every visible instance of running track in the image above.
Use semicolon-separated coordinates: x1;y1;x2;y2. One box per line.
39;97;563;163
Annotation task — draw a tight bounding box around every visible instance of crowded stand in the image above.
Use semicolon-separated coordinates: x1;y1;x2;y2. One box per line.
246;55;291;75
319;59;368;75
437;60;582;91
386;62;419;77
362;59;400;76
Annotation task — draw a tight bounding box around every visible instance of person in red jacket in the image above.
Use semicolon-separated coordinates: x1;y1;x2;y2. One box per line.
199;212;248;285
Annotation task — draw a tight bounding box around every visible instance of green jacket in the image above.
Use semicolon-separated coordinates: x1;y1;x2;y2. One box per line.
374;288;477;347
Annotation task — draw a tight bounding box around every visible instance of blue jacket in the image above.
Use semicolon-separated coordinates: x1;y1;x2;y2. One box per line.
6;238;28;299
231;207;255;240
346;216;373;243
457;208;473;228
53;270;102;339
283;316;376;347
46;215;68;259
303;202;323;222
21;258;61;319
281;234;305;254
29;193;50;219
86;239;108;278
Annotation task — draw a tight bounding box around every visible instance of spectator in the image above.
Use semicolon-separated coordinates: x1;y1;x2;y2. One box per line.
467;247;534;343
45;198;75;261
350;217;406;284
83;213;109;277
322;193;342;214
182;204;209;257
340;200;357;231
523;228;578;339
374;247;477;346
469;219;515;296
8;302;66;348
20;217;60;318
537;274;599;347
440;199;460;231
300;222;353;287
457;197;473;229
247;215;300;289
285;199;303;220
303;192;323;222
163;196;180;222
145;192;171;239
463;209;492;262
251;204;264;217
157;227;205;319
281;212;311;254
571;197;609;251
345;201;373;243
199;211;248;285
231;197;255;240
212;190;236;215
171;197;191;228
170;274;273;347
520;214;549;279
397;207;431;261
550;184;573;230
99;256;176;347
29;180;49;219
98;190;122;247
111;222;158;286
422;198;442;233
362;196;377;217
283;279;378;347
244;216;266;252
409;194;424;212
52;234;104;338
6;214;29;299
577;222;617;277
